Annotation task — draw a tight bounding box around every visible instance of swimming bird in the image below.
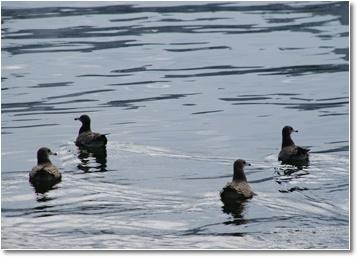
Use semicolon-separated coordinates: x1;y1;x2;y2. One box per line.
75;114;108;148
220;159;255;203
29;147;61;190
278;125;309;166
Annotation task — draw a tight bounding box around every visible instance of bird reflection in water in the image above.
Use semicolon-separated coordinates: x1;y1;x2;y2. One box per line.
274;165;309;179
34;192;57;203
30;182;59;202
222;200;249;226
31;182;60;196
77;147;107;173
274;166;310;193
275;165;301;176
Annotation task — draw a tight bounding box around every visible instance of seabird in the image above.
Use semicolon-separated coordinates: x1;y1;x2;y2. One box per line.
74;114;108;148
29;147;61;190
220;159;255;203
278;125;310;166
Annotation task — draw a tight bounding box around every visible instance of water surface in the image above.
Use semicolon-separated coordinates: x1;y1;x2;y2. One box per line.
1;1;349;249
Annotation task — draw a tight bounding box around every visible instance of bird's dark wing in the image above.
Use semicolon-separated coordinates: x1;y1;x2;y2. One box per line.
296;146;310;155
76;132;107;147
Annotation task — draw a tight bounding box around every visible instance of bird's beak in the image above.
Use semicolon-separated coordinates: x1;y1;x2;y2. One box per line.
247;163;251;166
50;151;57;156
294;130;298;133
74;117;79;121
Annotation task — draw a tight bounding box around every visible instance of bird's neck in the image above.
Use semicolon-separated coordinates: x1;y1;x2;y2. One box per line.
79;123;91;134
233;169;247;182
37;156;51;165
282;134;295;148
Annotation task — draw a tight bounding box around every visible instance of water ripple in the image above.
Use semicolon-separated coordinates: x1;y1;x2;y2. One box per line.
104;93;200;109
164;64;348;78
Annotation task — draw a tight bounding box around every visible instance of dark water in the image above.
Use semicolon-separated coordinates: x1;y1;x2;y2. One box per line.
1;1;349;249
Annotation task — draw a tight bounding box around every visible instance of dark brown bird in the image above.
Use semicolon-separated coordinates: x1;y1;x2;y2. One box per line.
29;147;61;189
75;114;108;148
278;125;309;166
220;159;255;203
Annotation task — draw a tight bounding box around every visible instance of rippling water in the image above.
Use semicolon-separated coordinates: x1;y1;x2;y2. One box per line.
1;1;349;249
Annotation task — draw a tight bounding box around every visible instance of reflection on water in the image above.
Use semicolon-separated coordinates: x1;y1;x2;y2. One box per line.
77;147;107;173
275;165;309;177
1;1;349;249
30;179;61;195
222;200;249;225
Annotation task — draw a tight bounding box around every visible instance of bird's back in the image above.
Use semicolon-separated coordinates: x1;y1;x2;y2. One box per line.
220;181;254;203
76;131;107;148
279;145;309;165
30;163;61;185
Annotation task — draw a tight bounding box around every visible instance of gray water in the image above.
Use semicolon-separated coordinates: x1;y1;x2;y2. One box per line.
1;1;349;249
